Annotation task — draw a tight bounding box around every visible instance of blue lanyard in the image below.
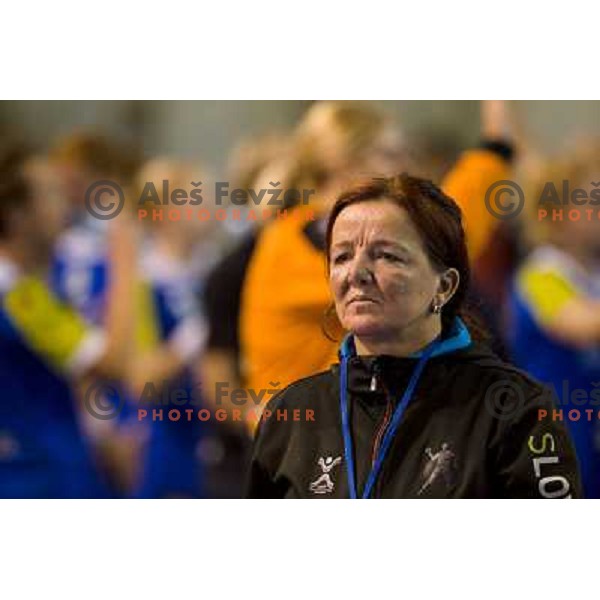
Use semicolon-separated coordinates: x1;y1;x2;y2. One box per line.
340;339;438;499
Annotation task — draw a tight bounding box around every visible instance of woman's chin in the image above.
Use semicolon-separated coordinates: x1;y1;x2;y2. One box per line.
344;316;387;338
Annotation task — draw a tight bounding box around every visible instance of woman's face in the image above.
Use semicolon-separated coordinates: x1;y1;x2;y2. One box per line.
329;199;447;340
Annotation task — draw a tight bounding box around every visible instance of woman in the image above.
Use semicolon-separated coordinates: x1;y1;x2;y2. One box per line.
241;101;516;432
246;173;582;498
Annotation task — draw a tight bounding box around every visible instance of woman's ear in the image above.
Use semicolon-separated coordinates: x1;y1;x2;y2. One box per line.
435;268;460;308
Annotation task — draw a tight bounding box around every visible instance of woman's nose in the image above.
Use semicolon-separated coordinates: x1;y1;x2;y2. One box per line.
349;257;375;286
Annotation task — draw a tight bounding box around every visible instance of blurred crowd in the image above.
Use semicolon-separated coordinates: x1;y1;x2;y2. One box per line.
1;100;600;498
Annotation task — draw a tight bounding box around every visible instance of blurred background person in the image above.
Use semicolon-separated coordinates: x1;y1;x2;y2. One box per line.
131;157;215;498
51;141;226;497
201;132;291;411
508;145;600;498
50;131;141;324
442;100;522;358
200;132;293;493
49;131;251;497
0;142;136;497
49;132;147;495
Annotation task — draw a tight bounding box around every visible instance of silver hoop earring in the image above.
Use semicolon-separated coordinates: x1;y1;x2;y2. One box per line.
432;301;442;314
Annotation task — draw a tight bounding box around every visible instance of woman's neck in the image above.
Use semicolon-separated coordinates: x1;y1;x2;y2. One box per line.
354;317;442;357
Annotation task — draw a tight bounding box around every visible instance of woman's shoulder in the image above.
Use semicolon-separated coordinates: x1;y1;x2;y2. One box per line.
437;344;559;429
448;343;549;400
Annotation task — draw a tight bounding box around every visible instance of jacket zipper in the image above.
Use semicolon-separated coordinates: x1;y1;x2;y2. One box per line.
370;362;393;469
371;397;393;468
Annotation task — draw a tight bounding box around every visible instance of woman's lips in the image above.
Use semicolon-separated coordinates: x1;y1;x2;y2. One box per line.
347;297;379;306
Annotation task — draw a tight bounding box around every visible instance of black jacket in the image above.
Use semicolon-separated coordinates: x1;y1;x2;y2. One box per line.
246;323;582;499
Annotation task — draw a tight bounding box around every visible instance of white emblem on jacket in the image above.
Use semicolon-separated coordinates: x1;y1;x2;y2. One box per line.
418;443;457;495
309;455;342;494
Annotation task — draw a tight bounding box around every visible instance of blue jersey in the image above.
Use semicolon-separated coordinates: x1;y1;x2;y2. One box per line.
133;247;208;498
0;258;110;498
53;226;209;498
51;218;109;326
509;245;600;497
52;222;139;427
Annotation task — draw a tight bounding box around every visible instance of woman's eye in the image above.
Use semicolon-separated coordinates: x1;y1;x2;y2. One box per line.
333;253;350;264
377;251;402;263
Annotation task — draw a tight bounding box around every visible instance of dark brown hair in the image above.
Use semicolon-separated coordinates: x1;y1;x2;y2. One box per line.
324;172;476;337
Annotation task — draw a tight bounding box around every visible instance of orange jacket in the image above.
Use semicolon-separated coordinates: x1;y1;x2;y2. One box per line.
443;146;513;262
240;206;339;396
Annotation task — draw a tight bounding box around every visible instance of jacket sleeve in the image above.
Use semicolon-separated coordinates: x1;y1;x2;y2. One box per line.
244;394;293;499
246;452;280;499
492;388;583;498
